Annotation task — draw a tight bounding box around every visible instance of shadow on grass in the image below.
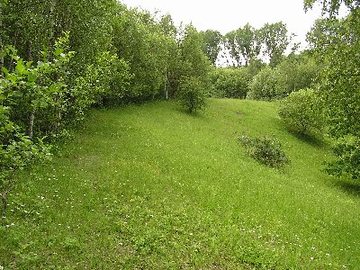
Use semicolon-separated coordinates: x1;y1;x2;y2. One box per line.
333;179;360;198
288;130;326;148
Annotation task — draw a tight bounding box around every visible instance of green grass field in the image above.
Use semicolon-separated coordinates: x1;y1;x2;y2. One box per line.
1;99;359;269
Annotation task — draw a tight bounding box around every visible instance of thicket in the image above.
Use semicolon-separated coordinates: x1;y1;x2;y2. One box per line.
304;1;360;179
0;1;212;219
247;54;320;100
209;68;251;98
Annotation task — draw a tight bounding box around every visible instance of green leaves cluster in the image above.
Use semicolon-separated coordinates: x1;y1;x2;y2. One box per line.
210;68;252;99
178;77;207;114
247;53;320;100
305;0;360;179
279;88;324;136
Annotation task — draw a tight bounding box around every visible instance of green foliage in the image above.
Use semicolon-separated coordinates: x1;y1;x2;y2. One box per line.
274;54;320;97
199;30;223;66
279;88;324;136
306;18;344;52
0;99;51;220
210;68;251;98
248;66;279;100
306;0;360;182
326;136;360;179
225;24;261;66
175;25;211;111
304;0;360;15
1;35;74;137
178;77;206;113
319;15;360;139
247;53;319;100
112;7;177;101
71;51;131;117
179;25;212;80
258;22;291;67
239;134;289;168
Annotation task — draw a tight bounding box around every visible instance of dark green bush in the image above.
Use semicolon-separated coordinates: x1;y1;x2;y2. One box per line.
210;68;251;98
239;135;289;168
326;136;360;180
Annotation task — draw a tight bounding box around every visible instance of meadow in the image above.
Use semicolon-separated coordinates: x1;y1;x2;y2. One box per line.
1;99;359;269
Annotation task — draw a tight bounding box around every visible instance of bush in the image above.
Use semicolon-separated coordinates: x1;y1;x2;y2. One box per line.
278;88;323;136
247;54;319;100
210;68;251;98
247;66;279;100
326;136;360;180
274;54;319;98
178;77;207;114
239;135;289;168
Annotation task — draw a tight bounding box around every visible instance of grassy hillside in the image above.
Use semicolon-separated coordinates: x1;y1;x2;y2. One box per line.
1;99;359;269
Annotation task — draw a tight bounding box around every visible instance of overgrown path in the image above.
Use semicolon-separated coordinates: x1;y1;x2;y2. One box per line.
1;99;359;269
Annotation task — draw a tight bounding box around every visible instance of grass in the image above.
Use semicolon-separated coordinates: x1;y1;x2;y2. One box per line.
1;99;360;269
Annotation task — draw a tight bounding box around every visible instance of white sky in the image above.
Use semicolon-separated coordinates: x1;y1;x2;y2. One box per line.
120;0;326;48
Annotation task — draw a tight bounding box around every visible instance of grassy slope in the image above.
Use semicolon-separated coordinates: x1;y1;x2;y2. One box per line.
1;99;359;269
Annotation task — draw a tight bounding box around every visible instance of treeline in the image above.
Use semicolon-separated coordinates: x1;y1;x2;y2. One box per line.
0;0;213;218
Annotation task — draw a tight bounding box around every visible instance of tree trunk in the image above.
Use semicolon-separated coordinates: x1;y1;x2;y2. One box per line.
28;111;35;139
164;74;169;100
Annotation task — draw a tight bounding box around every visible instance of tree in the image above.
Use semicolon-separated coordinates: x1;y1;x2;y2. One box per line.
259;22;290;67
225;24;261;66
304;0;360;15
306;18;344;52
199;30;223;66
177;25;211;112
305;0;360;179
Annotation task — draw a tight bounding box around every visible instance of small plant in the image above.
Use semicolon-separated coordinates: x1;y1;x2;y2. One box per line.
178;77;207;114
239;135;289;168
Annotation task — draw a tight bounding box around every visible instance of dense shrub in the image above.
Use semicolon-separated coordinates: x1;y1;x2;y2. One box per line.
278;88;323;136
179;77;207;113
247;66;279;100
247;54;319;100
210;68;251;98
274;54;319;98
239;135;289;168
0;99;51;220
326;136;360;180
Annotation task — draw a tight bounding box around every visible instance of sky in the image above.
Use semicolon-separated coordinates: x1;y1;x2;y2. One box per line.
120;0;326;48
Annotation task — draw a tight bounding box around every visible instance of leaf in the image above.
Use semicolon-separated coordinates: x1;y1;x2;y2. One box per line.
15;60;27;76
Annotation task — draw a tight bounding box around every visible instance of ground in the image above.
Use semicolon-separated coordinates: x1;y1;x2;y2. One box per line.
1;99;359;269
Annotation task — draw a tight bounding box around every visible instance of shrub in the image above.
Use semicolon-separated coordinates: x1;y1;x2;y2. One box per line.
247;66;279;100
326;135;360;180
278;88;323;136
239;135;289;168
178;77;207;114
210;68;251;98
